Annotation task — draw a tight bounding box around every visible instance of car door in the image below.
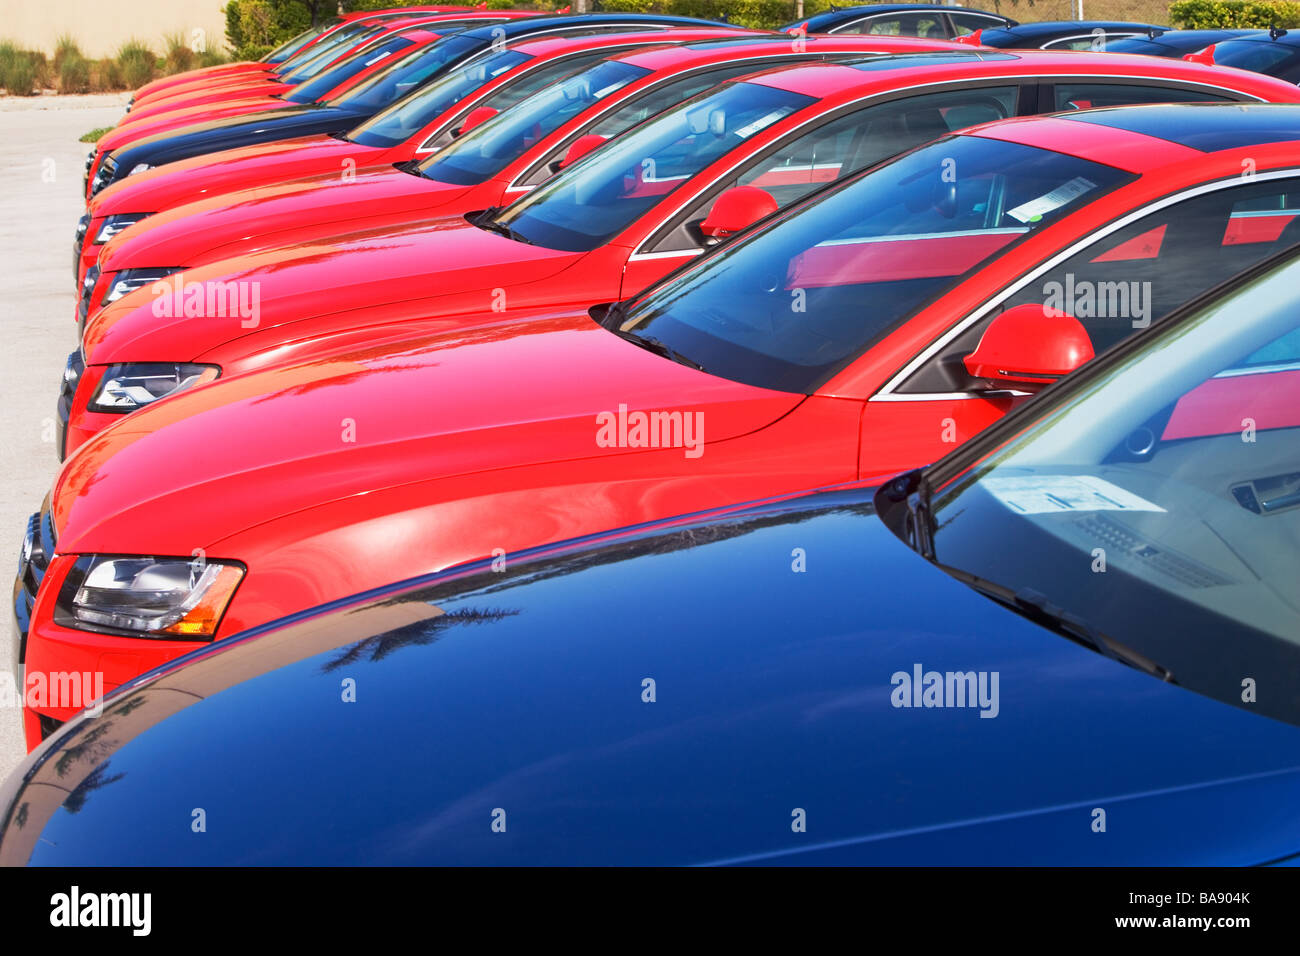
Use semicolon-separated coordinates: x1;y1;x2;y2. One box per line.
856;171;1300;477
619;81;1026;297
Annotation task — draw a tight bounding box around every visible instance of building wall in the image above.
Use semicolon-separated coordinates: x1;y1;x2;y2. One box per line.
0;0;230;58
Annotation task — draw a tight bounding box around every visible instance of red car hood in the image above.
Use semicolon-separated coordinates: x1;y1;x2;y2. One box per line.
84;215;581;364
56;312;802;554
97;96;291;152
99;165;467;270
121;79;293;124
134;65;274;102
89;135;383;214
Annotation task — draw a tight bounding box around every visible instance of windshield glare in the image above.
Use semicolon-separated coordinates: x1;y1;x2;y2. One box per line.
494;80;815;251
331;34;483;111
921;254;1300;725
282;24;382;80
616;136;1132;393
286;35;417;104
417;59;652;186
348;49;532;148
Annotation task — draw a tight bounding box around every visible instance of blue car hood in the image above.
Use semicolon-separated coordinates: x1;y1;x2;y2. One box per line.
3;488;1299;864
109;105;368;178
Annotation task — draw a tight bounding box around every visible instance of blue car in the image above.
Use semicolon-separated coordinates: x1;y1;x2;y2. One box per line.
1201;28;1300;83
783;3;1014;39
1104;28;1263;58
3;248;1300;864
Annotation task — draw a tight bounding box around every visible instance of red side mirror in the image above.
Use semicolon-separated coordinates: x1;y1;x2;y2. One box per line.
458;106;498;136
964;303;1095;393
700;186;777;240
954;29;983;46
1182;45;1216;66
558;133;607;170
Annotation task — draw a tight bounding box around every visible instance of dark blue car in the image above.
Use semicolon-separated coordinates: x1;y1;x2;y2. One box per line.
1104;28;1263;58
783;3;1014;39
3;248;1300;865
91;13;730;198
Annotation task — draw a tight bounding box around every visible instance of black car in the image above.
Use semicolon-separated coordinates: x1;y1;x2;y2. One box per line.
784;3;1014;38
972;19;1167;50
5;247;1300;865
1202;27;1300;83
90;13;736;198
1104;28;1263;58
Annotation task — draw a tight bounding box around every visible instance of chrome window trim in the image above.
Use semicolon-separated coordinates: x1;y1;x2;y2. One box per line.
868;167;1300;402
625;71;1262;263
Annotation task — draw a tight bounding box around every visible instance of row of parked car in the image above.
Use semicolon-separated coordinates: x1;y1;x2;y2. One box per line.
2;4;1299;865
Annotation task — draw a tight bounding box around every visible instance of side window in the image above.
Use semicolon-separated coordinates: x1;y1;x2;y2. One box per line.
647;85;1019;254
844;13;942;37
897;178;1300;393
1053;82;1236;111
518;64;773;187
948;13;1007;36
419;51;616;151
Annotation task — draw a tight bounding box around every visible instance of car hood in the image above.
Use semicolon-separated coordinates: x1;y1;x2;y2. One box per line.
90;135;372;215
57;311;802;555
109;106;368;178
9;490;1300;864
99;165;465;270
83;214;579;365
98;96;289;152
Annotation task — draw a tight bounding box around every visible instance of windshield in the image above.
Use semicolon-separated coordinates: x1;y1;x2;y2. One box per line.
907;252;1300;726
612;135;1133;393
329;34;484;112
417;59;652;185
285;35;417;104
281;23;384;80
1212;39;1300;80
348;49;532;149
267;20;340;64
492;80;815;251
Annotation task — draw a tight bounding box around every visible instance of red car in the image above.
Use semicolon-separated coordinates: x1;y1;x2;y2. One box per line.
89;16;529;170
21;104;1300;747
126;7;472;102
68;50;1300;417
75;27;791;286
121;15;494;125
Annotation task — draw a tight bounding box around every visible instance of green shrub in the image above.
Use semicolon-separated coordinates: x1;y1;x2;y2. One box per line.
0;40;38;95
53;35;82;72
91;57;124;92
117;40;158;89
59;50;92;93
163;32;197;74
1168;0;1300;27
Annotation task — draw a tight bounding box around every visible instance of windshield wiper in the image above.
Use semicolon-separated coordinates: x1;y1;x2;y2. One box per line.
610;328;705;372
876;469;936;559
948;570;1174;682
470;207;534;245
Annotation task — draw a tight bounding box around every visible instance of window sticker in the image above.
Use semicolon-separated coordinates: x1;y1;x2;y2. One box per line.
981;475;1166;514
1006;176;1098;224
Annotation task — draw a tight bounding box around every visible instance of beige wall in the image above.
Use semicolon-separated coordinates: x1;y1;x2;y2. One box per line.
0;0;230;58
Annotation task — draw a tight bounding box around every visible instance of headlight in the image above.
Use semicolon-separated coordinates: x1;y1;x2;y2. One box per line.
55;555;245;638
101;266;180;305
94;213;152;244
128;163;152;176
88;362;220;412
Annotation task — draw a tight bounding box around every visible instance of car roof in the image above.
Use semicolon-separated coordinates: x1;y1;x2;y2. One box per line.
458;13;730;41
794;4;1012;28
737;48;1295;100
510;26;763;57
961;104;1300;175
1218;28;1300;48
615;33;965;71
1046;102;1300;152
981;20;1166;40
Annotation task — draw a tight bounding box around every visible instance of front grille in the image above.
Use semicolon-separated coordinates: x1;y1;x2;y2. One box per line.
78;265;100;331
90;155;116;197
56;349;83;462
73;213;90;281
